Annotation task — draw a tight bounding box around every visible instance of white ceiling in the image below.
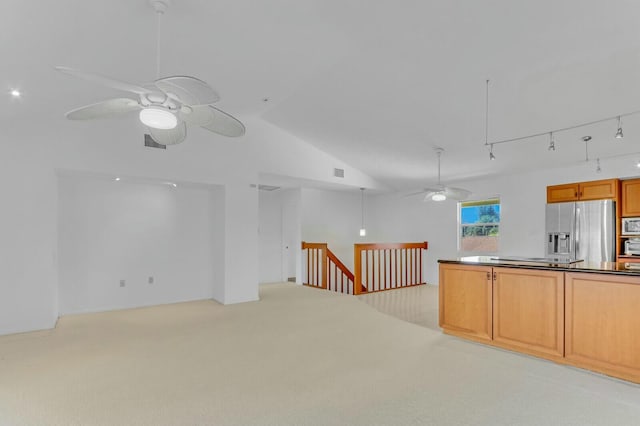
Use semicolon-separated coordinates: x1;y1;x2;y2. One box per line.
4;0;640;190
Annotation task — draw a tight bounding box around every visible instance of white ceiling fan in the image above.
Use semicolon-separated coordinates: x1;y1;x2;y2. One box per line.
55;0;244;146
407;148;472;202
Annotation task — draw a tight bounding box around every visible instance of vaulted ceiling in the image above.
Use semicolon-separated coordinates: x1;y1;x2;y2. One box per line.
4;0;640;190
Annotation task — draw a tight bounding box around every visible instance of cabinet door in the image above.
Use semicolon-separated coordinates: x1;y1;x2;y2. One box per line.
578;178;618;201
547;183;579;203
622;179;640;216
492;268;564;358
565;272;640;382
439;263;492;341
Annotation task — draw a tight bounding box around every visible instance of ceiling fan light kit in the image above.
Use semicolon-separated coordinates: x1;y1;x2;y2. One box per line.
56;0;244;145
406;147;471;202
139;106;177;129
431;192;446;202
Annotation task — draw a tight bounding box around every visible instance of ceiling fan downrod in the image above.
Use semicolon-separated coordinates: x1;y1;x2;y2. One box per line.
150;0;171;79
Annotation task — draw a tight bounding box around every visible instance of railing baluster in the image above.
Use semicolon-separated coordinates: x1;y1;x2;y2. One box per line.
365;250;369;291
383;249;387;290
419;248;422;284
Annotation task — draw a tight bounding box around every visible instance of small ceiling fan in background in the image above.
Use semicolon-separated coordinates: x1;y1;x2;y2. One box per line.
56;0;245;146
407;147;472;202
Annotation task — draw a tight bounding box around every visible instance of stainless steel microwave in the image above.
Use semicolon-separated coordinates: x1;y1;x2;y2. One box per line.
622;217;640;235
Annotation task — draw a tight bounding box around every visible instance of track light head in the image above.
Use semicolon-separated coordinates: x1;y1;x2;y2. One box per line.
616;116;624;139
489;144;496;160
596;158;602;173
548;132;555;151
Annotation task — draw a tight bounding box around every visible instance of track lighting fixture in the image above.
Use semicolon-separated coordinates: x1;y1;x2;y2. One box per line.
481;81;638;158
636;160;640;169
615;116;623;139
596;158;601;173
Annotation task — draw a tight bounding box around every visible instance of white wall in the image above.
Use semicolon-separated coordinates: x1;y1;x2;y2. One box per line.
222;183;260;304
0;115;385;335
58;175;216;314
210;186;226;303
259;190;283;283
0;137;58;335
301;187;370;270
282;189;302;283
369;158;640;285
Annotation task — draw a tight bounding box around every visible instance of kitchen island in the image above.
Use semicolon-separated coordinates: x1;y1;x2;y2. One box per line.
439;257;640;383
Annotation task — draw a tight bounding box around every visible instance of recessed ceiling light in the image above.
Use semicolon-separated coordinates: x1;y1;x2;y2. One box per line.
114;177;121;181
10;89;20;97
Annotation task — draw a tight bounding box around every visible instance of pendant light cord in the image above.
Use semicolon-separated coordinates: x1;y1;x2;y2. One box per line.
360;188;365;229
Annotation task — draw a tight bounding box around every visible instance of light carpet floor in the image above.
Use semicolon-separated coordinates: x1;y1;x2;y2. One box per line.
1;283;640;425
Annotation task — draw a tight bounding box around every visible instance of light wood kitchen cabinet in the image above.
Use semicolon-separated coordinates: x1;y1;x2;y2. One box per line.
547;183;579;203
439;263;492;342
621;178;640;217
492;267;564;358
547;178;618;203
565;272;640;382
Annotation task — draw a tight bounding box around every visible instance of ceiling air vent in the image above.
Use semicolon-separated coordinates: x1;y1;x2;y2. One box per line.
257;184;280;191
333;168;345;178
144;134;167;149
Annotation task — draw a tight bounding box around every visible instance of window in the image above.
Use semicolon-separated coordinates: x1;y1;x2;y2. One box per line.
459;198;500;253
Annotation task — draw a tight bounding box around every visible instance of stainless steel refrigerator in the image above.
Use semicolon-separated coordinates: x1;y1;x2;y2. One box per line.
545;200;615;262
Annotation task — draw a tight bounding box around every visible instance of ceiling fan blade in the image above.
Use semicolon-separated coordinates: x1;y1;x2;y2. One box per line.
154;76;220;106
55;66;151;95
443;187;472;200
147;122;187;146
403;190;428;198
181;105;245;137
65;98;141;120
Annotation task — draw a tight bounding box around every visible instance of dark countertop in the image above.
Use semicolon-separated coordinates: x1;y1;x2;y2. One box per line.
438;256;640;277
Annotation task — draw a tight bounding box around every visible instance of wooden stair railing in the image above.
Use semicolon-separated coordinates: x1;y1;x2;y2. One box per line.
354;242;429;295
301;242;358;294
302;241;429;295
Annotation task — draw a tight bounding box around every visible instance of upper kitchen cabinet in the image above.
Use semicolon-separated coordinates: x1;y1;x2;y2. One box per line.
622;179;640;216
547;179;619;203
547;183;579;203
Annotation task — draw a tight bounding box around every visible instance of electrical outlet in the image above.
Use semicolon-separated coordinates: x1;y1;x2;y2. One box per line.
148;276;154;284
120;279;125;287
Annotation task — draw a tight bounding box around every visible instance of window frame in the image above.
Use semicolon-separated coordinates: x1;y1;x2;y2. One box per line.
457;196;501;256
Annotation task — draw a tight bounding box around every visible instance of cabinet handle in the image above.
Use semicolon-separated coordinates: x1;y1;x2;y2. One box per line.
486;272;490;280
493;271;497;280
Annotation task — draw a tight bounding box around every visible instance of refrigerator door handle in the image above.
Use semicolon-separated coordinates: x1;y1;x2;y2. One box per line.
575;205;580;259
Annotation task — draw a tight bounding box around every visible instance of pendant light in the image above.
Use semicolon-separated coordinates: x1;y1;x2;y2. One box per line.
359;188;366;237
489;143;496;160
